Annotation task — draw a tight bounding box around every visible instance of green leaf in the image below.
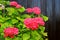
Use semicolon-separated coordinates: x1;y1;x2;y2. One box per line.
1;33;4;36
40;38;44;40
0;7;3;10
18;34;22;37
0;29;3;33
5;1;10;5
23;32;30;40
0;19;4;22
42;15;48;21
16;17;24;22
42;32;48;36
1;22;12;29
1;24;7;29
31;31;41;40
18;7;25;13
39;26;45;33
23;25;26;28
29;38;36;40
17;23;22;28
6;7;17;15
16;17;21;20
13;37;21;40
0;16;5;23
45;38;48;40
0;1;10;5
5;17;11;20
6;7;15;13
11;19;18;24
5;38;12;40
21;14;31;18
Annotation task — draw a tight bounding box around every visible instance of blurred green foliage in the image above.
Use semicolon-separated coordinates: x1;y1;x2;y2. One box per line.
0;1;48;40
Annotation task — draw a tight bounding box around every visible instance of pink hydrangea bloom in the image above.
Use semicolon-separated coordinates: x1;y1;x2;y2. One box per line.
26;8;33;13
10;1;18;7
16;4;22;8
34;17;45;26
4;27;19;38
33;7;41;14
24;18;38;30
13;28;19;35
24;17;45;30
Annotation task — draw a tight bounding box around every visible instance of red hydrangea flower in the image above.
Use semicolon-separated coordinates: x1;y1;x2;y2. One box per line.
24;18;38;30
10;1;18;7
33;7;41;14
4;27;19;38
34;17;45;26
16;4;22;8
24;18;45;30
26;8;33;13
13;28;19;35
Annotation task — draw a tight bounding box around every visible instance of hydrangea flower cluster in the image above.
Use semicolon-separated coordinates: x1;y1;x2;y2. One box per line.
26;7;41;14
24;17;45;30
4;27;19;38
10;1;22;8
